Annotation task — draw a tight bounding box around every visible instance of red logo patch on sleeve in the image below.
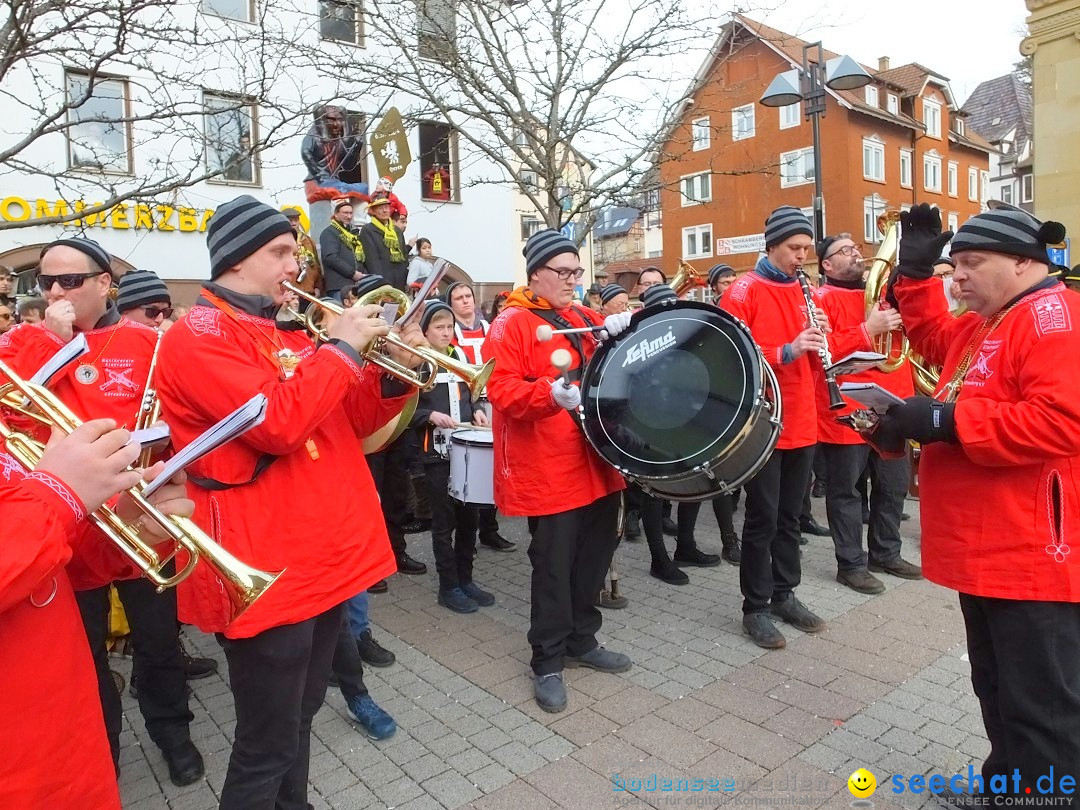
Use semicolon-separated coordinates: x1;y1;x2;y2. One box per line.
1032;293;1072;337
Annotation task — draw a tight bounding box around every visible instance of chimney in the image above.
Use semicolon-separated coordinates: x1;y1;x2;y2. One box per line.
878;56;890;72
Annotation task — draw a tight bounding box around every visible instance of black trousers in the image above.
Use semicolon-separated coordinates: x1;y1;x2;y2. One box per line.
527;492;620;675
642;496;702;563
960;594;1080;796
477;505;501;540
424;460;479;589
711;492;737;537
740;446;814;614
76;575;193;765
217;605;342;810
821;443;909;570
330;623;369;704
368;432;415;557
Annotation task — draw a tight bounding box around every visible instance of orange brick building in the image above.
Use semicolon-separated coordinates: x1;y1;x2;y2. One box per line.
659;15;993;277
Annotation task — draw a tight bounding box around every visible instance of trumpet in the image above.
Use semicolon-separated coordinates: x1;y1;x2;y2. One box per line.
0;357;281;622
672;259;708;298
281;281;495;402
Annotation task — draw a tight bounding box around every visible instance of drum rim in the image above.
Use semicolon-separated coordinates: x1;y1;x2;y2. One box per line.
450;428;494;446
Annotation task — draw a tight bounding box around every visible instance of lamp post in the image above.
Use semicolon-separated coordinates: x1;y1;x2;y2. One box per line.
760;43;872;244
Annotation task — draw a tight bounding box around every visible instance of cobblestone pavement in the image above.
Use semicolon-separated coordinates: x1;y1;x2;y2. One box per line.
115;497;987;810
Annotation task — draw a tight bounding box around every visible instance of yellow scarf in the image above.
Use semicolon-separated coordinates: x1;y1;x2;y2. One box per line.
331;220;365;262
369;216;404;263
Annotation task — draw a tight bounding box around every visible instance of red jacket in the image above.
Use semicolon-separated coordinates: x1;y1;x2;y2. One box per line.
895;276;1080;601
720;272;818;450
814;284;915;445
156;299;407;637
0;458;135;810
482;294;624;516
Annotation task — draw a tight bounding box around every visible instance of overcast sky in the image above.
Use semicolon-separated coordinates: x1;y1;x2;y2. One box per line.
744;0;1029;105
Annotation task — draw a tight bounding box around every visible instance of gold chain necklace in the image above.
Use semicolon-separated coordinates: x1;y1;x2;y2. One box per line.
74;325;121;385
939;303;1020;404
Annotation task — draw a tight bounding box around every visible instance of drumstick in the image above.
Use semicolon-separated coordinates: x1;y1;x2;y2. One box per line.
550;348;573;386
536;323;606;342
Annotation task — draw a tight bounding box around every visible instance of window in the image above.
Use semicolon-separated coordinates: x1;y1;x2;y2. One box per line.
865;86;879;107
968;167;978;201
887;94;899;115
204;93;259;184
922;98;942;138
862;137;885;182
923;152;942;193
644;188;661;228
691;117;710;151
520;169;538;189
956;119;966;136
66;73;131;174
779;147;814;187
948;212;959;233
201;0;252;22
779;103;800;130
418;121;457;201
680;172;711;206
520;215;542;241
980;171;990;203
320;1;363;45
1021;174;1033;203
417;0;457;61
682;224;713;259
513;130;528;148
1001;184;1013;204
864;196;887;244
899;149;912;188
731;104;755;141
947;161;958;197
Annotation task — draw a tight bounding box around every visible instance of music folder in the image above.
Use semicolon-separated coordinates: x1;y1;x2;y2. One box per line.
839;382;906;413
825;350;887;377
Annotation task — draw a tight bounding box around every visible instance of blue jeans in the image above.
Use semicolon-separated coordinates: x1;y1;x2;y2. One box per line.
345;591;369;637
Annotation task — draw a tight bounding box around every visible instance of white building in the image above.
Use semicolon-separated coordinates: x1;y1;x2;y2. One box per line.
962;74;1034;213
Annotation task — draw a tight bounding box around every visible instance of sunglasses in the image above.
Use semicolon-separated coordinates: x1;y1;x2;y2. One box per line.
37;270;106;291
144;305;174;319
540;265;585;281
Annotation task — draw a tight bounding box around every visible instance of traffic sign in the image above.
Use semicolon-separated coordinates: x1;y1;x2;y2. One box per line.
1048;238;1071;268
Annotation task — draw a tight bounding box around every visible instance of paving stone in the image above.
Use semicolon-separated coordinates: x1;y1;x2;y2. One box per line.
401;751;450;783
469;761;517;793
489;740;548;776
422;768;482;807
617;715;716;769
591;685;670;726
549;707;617;746
469;726;514;753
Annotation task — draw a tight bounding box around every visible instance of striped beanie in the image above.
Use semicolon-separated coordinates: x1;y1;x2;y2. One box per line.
950;207;1066;263
707;263;736;286
116;270;170;312
40;237;112;275
523;228;577;277
764;206;813;249
206;195;295;279
352;275;388;299
599;283;627;305
642;283;677;309
420;299;454;331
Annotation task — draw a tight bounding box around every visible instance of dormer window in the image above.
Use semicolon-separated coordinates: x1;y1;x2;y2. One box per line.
865;85;879;107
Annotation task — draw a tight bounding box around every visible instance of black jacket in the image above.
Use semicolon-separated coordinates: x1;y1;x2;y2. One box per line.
410;347;475;463
318;225;365;294
360;222;408;292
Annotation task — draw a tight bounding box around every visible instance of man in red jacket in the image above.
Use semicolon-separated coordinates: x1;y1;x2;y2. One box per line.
720;206;829;649
814;233;921;595
155;195;422;810
483;228;631;713
878;204;1080;799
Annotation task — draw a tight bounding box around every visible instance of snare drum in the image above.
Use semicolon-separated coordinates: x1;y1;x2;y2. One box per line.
448;428;495;505
579;300;781;501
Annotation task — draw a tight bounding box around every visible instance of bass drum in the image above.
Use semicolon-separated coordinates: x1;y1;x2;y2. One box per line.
579;300;781;501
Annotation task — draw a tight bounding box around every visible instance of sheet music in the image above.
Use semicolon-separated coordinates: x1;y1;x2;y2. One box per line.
840;382;906;413
826;350;887;377
30;334;89;386
143;394;268;497
129;424;171;449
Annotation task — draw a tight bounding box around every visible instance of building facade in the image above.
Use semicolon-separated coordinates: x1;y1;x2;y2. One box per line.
658;15;993;277
961;74;1034;214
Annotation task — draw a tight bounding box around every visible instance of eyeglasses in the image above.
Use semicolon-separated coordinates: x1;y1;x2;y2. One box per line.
823;245;862;261
37;270;106;291
144;305;174;319
540;265;585;281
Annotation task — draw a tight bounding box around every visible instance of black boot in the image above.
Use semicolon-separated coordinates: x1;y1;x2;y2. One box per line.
720;532;741;565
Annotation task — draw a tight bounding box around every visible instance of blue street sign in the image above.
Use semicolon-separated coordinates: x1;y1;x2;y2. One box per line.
1048;238;1070;268
561;221;576;242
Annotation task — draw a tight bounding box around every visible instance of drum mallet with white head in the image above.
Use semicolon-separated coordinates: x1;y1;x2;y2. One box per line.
550;348;573;385
536;324;606;342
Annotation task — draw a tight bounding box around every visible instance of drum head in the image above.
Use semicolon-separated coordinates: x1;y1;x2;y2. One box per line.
450;428;493;446
580;301;762;479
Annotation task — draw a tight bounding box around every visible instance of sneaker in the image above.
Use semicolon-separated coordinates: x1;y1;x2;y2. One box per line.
672;547;722;567
396;553;427;575
565;646;631;673
438;586;479;614
346;695;397;740
356;630;395;668
179;638;218;680
533;672;567;713
770;595;827;633
836;568;886;594
367;579;388;594
479;533;516;552
742;613;786;649
720;533;741;566
649;559;689;585
460;582;495;606
869;558;923;579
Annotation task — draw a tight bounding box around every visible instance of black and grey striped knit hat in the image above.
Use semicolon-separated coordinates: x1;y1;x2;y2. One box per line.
40;237;113;275
420;299;454;331
764;206;813;249
522;229;578;278
950;207;1066;263
642;283;677;308
116;270;170;312
707;263;736;286
599;284;627;305
352;275;388;299
206;195;295;279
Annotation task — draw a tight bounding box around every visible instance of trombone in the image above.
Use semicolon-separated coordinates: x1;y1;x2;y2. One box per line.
281;281;494;402
0;357;281;622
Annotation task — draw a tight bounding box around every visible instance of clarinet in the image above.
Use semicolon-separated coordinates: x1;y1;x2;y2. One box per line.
796;270;845;411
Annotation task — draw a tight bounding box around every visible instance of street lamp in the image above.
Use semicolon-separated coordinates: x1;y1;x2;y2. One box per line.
760;43;872;244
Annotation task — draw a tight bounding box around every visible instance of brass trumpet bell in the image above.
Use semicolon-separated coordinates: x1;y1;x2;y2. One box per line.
672;259;708;298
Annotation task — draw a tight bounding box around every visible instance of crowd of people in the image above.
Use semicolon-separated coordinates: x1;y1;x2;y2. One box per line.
0;190;1078;809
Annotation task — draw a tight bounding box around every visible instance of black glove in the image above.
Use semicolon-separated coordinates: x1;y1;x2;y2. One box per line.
897;203;954;280
871;396;956;454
